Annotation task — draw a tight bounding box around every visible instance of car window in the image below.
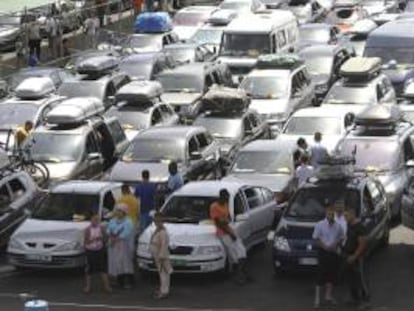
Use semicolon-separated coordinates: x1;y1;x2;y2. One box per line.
160;104;172;117
188;136;199;155
9;178;26;199
205;74;214;90
162;35;170;46
0;183;11;209
362;187;374;214
196;133;211;150
244;187;263;210
366;180;380;205
107;120;126;145
86;132;99;154
103;191;115;212
291;74;301;95
403;137;414;162
105;82;117;98
151;108;163;125
234;192;246;216
248;113;259;128
243;117;252;134
261;188;274;204
277;30;287;49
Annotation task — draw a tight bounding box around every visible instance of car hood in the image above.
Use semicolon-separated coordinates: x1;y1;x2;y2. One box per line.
141;223;217;246
12;218;88;242
0;25;19;39
224;173;292;192
161;92;202;106
109;160;170;183
42;161;78;180
173;26;199;40
250;98;289;115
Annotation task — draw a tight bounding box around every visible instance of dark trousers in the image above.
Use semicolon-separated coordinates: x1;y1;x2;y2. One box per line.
345;259;369;302
317;249;340;285
28;39;41;60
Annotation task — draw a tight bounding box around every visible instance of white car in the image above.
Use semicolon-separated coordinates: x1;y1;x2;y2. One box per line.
173;6;218;41
7;181;122;269
137;181;276;273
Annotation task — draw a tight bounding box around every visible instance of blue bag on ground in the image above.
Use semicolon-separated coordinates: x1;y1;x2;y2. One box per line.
134;12;173;33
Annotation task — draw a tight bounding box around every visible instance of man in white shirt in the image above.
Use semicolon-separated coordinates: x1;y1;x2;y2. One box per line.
313;204;345;308
296;154;315;186
310;132;328;169
45;14;58;59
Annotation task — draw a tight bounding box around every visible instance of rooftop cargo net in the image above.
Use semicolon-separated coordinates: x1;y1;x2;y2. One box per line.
134;12;173;33
201;85;250;113
316;154;355;180
256;54;304;70
340;57;382;81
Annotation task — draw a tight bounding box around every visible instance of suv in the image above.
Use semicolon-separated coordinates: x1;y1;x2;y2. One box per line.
336;105;414;218
26;97;129;182
323;56;396;106
239;54;316;132
273;156;391;273
157;62;233;121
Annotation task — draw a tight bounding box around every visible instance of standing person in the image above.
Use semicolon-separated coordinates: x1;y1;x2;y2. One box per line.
117;184;139;226
107;204;135;289
135;170;156;231
312;204;345;308
343;206;369;309
167;161;184;195
293;137;309;168
310;132;328;169
296;154;315;186
83;212;112;293
95;0;107;27
45;13;58;60
83;13;98;49
28;19;41;61
210;189;248;285
150;212;172;299
15;121;33;147
134;0;143;15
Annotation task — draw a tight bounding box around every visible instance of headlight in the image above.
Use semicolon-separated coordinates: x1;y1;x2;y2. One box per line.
197;245;222;255
8;238;24;250
55;241;82;252
274;236;290;252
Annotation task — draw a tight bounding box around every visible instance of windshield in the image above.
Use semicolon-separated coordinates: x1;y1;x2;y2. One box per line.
33;193;99;221
302;55;333;76
190;28;223;45
58;82;103;99
194;117;242;139
364;47;414;64
220;33;270;57
284;116;342;135
339;139;400;171
106;106;150;130
173;12;209;26
286;186;360;220
157;74;203;93
162;196;216;223
119;61;152;79
0;103;38;129
127;35;162;50
123;138;185;162
324;84;376;105
219;1;250;10
28;132;84;162
231;150;293;174
299;28;330;43
239;75;288;99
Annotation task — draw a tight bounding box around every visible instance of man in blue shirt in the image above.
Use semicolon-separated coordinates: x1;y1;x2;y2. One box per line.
167;161;184;194
135;170;156;231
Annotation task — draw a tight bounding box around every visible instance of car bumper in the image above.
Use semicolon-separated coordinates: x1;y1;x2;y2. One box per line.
273;249;318;270
8;253;86;269
137;255;226;273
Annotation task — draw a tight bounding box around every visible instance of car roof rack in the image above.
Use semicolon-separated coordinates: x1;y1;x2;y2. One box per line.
116;81;163;105
46;97;105;125
201;85;250;113
77;55;119;77
256;54;304;71
15;77;55;100
315;154;355;180
340;57;382;81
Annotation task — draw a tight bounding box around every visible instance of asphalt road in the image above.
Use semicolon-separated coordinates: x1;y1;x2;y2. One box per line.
0;225;414;311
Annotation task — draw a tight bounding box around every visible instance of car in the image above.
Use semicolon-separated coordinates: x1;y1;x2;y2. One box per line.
299;44;352;100
239;54;316;132
273;155;391;273
0;170;43;247
325;0;369;33
336;105;414;218
105;81;179;140
107;126;222;186
118;52;176;80
0;11;36;52
58;55;131;110
137;180;276;273
163;42;217;64
361;0;399;16
323;57;396;106
298;23;341;48
7;181;122;269
218;0;266;12
193;86;271;166
287;0;326;24
172;6;218;40
0;77;64;149
121;32;180;54
157;62;233;121
26;97;129;182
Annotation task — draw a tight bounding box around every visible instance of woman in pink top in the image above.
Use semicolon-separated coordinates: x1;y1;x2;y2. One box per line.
83;213;111;293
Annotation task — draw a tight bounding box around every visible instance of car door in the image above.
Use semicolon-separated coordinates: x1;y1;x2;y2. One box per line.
231;190;251;246
83;131;104;179
366;180;388;241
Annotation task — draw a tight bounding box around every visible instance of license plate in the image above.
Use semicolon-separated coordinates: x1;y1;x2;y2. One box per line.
299;257;318;266
26;254;52;262
172;260;186;266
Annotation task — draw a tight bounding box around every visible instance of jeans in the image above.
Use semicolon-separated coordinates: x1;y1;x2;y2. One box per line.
140;211;151;232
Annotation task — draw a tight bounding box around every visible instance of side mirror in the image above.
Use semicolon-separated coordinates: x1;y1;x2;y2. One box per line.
236;214;249;222
190;151;202;160
87;152;102;161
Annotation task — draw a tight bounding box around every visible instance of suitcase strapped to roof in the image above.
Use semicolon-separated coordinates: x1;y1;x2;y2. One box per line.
77;55;119;76
201;85;250;113
316;155;355;180
340;57;382;81
116;81;163;105
15;77;55;100
256;54;304;70
134;12;173;34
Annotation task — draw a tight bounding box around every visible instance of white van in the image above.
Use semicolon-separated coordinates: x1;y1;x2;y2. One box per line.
218;10;298;84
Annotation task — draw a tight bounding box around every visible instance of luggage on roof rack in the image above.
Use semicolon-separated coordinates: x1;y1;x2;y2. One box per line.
256;54;304;70
15;77;55;100
340;57;382;80
116;81;163;104
46;97;105;125
77;55;118;76
207;9;237;25
134;12;173;33
354;105;402;127
316;155;355;180
201;85;250;113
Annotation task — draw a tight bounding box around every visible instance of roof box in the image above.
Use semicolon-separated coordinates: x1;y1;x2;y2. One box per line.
46;97;105;124
256;54;304;70
316;155;355;180
340;57;382;80
134;12;173;33
15;77;55;99
207;9;237;25
116;81;163;104
201;85;250;113
354;105;402;127
77;55;118;75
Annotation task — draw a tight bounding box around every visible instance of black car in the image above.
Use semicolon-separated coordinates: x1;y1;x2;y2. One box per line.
299;44;351;101
163;42;217;64
273;156;391;273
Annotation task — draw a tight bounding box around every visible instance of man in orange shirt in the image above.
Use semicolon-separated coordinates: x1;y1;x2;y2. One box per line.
210;189;248;284
117;184;139;226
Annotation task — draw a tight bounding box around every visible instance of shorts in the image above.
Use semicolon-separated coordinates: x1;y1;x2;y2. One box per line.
219;235;246;264
317;249;340;285
85;249;107;274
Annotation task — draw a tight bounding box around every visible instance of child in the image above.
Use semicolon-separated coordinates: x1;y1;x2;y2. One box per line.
83;212;112;293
